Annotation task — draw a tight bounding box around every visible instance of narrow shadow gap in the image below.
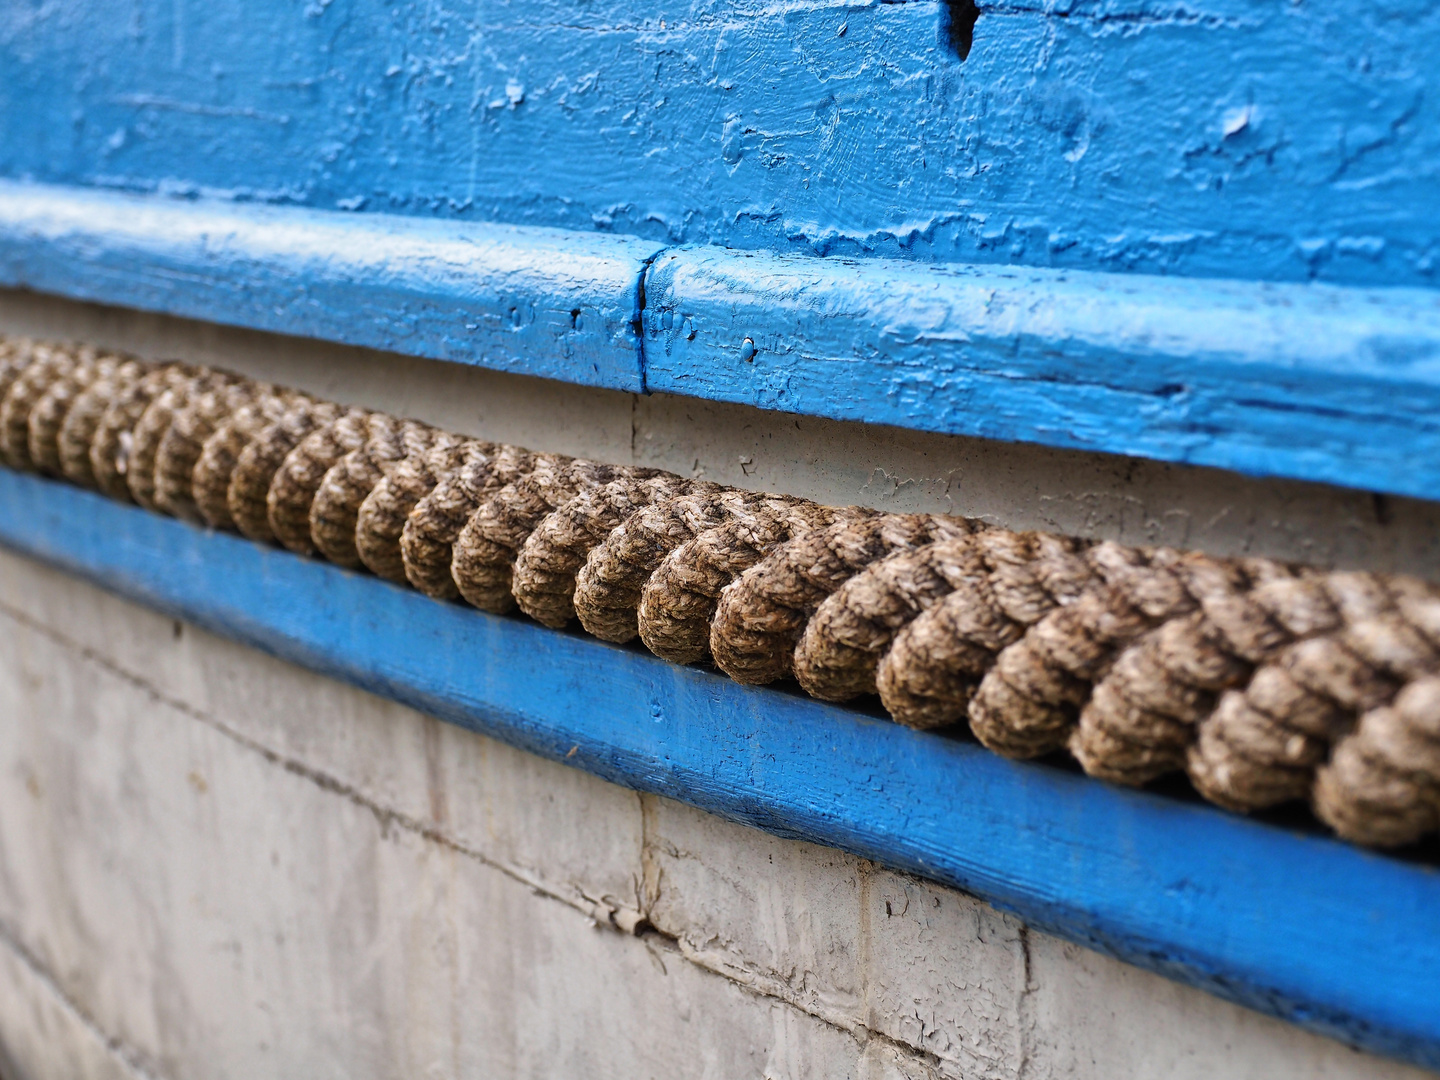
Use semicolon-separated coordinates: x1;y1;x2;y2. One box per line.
941;0;980;60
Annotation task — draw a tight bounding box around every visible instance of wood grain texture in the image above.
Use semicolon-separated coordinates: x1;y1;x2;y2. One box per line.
0;467;1436;1072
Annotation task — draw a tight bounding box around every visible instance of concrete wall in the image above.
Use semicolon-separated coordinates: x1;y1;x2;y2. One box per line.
0;290;1435;1078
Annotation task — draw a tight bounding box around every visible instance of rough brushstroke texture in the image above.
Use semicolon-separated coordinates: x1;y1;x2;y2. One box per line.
0;467;1436;1072
0;0;1437;287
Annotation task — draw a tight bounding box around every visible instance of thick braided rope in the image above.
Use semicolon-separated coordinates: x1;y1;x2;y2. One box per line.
228;399;344;543
401;442;536;599
513;471;695;628
710;513;974;685
965;546;1198;757
2;342;84;471
59;358;150;490
451;456;651;613
92;363;198;503
192;389;306;530
267;408;374;555
0;337;26;384
1068;556;1297;785
798;531;1093;705
1315;677;1440;846
357;438;483;584
310;417;444;568
875;533;1097;729
130;369;251;511
1183;575;1440;809
638;497;842;665
29;350;120;477
5;337;1440;849
156;379;280;522
573;484;762;643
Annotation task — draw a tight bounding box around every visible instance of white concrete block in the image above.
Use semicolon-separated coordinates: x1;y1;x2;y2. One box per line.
0;933;150;1080
0;600;942;1079
0;549;647;927
643;797;1024;1080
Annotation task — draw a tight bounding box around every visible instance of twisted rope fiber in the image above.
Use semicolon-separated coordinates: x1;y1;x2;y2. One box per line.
513;470;696;628
310;416;448;568
3;336;1439;850
638;497;848;664
452;456;660;614
573;484;736;641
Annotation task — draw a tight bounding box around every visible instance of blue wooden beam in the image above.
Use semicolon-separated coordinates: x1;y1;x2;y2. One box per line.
641;245;1440;500
0;181;662;391
0;468;1436;1070
4;181;1440;500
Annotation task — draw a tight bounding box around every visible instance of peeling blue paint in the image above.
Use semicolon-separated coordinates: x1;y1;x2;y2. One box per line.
0;468;1437;1070
2;0;1438;287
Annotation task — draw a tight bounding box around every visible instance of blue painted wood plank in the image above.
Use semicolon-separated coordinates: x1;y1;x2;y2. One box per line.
3;0;1438;288
0;468;1436;1070
8;181;1440;500
0;181;662;391
642;245;1440;500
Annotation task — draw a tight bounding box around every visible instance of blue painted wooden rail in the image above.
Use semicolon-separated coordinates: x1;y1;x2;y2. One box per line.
0;182;661;391
0;467;1437;1070
4;0;1440;502
5;181;1440;501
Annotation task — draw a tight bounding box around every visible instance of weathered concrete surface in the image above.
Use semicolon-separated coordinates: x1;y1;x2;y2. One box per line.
0;550;1432;1080
3;289;1438;578
0;929;149;1080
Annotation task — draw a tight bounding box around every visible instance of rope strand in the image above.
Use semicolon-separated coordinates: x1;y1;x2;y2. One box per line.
29;350;114;477
59;359;150;490
638;497;838;665
573;485;763;643
400;442;536;600
356;438;478;584
192;390;303;530
309;417;439;568
710;513;970;685
3;334;1438;850
266;409;372;555
513;471;693;628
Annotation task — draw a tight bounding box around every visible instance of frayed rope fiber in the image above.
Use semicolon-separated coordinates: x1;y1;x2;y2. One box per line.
4;335;1440;851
